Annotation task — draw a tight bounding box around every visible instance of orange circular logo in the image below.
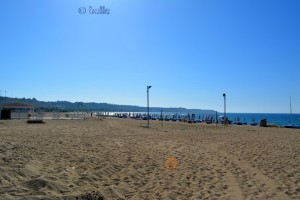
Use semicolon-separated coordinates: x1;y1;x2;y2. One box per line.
165;157;177;170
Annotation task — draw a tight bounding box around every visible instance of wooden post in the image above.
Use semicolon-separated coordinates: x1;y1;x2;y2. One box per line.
161;109;163;127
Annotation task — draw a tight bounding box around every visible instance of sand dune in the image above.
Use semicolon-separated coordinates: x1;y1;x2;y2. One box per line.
0;118;300;199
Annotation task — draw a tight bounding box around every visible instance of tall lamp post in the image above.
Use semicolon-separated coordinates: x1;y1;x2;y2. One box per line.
223;93;226;124
147;85;152;128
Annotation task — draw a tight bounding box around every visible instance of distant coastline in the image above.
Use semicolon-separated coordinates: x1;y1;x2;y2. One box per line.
0;97;215;114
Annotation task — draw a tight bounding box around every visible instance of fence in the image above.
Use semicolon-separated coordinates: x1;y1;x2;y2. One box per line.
10;111;90;120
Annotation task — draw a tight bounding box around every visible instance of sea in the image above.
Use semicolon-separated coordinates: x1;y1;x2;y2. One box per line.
173;112;300;126
224;113;300;126
106;111;300;126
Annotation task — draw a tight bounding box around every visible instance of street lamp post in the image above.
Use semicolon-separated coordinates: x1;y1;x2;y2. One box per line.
223;93;226;124
147;85;152;128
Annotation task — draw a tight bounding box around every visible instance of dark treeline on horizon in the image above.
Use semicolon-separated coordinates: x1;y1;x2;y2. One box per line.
0;97;215;114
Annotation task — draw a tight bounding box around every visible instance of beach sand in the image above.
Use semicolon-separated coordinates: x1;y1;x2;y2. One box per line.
0;118;300;199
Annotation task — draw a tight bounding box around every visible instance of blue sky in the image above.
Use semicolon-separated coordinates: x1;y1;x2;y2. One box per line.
1;0;299;113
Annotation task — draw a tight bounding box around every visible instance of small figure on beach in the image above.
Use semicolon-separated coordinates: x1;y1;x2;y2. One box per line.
260;118;268;127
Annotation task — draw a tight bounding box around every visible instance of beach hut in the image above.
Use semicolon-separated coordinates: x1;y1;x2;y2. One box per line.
0;103;34;120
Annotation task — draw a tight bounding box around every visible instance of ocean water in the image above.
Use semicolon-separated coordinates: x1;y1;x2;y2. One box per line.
108;111;300;126
225;113;300;126
160;112;300;126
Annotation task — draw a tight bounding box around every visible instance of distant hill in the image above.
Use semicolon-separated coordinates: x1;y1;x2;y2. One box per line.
0;97;215;114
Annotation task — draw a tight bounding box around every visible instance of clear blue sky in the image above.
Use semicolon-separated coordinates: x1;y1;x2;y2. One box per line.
1;0;299;113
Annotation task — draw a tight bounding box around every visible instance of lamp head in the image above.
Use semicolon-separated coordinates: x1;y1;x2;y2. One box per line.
148;86;152;89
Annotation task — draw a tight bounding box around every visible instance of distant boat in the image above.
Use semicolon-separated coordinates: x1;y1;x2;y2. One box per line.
284;96;300;129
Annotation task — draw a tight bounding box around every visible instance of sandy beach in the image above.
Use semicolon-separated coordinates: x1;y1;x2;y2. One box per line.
0;118;300;199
